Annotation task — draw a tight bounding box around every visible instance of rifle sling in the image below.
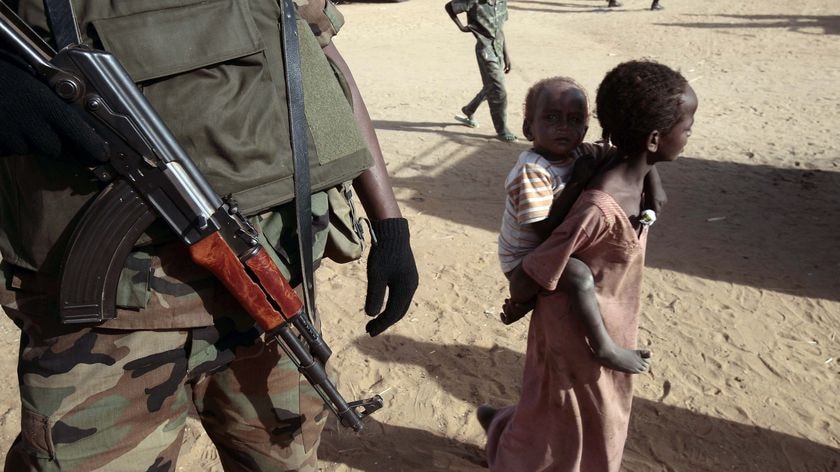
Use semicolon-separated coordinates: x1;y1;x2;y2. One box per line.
41;0;80;49
278;0;318;323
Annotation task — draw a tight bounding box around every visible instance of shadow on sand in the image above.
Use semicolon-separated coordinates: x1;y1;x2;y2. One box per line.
376;120;840;302
320;335;840;472
658;14;840;36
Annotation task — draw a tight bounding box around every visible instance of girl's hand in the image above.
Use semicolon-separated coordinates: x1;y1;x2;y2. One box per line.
645;187;667;213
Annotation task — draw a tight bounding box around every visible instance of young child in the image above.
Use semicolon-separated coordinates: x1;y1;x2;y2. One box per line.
498;76;660;374
482;60;698;472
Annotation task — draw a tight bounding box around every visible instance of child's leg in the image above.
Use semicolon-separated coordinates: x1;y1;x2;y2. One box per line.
559;258;651;373
500;267;536;325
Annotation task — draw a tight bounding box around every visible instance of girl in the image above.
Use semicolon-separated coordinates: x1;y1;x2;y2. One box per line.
499;76;658;374
481;60;698;472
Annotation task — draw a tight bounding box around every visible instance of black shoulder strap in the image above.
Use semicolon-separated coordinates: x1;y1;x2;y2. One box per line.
42;0;79;49
278;0;317;318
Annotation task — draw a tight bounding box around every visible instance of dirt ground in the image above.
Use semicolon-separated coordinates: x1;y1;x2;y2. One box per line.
1;0;838;471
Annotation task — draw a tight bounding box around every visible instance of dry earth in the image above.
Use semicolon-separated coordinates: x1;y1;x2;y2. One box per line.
1;0;838;471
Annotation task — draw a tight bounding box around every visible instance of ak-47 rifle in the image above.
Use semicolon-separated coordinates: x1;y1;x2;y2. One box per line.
0;3;381;431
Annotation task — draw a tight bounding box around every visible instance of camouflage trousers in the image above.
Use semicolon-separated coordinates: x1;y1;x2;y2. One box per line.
462;42;509;135
2;294;328;472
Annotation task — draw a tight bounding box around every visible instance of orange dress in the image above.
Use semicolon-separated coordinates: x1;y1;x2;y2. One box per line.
486;190;648;472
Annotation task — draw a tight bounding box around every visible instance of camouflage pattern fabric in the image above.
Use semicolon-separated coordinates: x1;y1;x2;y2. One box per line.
0;192;334;471
450;0;511;135
1;284;328;472
461;45;510;136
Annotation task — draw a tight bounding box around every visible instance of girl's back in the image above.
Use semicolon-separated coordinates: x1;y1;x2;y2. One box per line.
486;188;648;472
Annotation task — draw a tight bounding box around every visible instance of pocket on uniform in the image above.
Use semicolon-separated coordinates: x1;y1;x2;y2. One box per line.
20;407;55;460
91;0;263;83
324;183;365;263
90;0;293;200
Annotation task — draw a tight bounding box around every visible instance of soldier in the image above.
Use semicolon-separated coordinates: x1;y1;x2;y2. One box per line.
0;0;418;470
446;0;518;142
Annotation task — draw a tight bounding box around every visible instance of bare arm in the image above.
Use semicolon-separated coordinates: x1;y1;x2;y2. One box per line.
508;263;541;304
528;156;595;240
445;2;471;33
322;43;401;221
529;205;565;241
321;42;418;337
643;165;667;213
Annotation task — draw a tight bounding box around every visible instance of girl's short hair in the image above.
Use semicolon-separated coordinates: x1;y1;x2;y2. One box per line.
522;76;588;140
595;60;688;154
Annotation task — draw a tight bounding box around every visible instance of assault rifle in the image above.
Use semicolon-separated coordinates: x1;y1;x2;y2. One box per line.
0;3;381;431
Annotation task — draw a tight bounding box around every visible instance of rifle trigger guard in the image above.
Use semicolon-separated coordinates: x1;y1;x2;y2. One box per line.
348;395;384;418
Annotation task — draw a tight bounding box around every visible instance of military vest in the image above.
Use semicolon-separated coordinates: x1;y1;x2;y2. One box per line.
0;0;372;275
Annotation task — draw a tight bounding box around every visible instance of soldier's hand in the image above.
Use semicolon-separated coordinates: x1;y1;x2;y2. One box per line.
364;218;419;336
0;57;107;162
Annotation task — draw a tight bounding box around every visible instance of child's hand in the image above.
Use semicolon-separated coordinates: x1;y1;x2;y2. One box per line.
645;188;668;213
643;167;667;213
501;298;535;325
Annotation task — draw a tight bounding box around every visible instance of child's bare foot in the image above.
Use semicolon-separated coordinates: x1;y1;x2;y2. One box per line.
500;298;535;325
476;405;498;432
595;344;651;374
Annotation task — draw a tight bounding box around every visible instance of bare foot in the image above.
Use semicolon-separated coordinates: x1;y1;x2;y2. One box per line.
500;298;535;325
595;344;651;374
476;405;498;432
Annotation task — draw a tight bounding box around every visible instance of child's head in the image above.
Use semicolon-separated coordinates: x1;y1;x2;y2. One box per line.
596;60;697;160
522;77;589;161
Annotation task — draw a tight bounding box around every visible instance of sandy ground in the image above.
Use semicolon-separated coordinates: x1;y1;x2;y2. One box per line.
2;0;839;471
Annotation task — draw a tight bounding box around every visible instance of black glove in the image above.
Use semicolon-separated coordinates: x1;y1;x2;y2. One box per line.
364;218;419;336
0;57;108;162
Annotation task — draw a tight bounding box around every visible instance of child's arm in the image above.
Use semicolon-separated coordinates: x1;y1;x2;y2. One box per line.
510;255;653;373
559;259;651;373
503;43;511;73
529;155;599;241
508;263;541;304
644;166;667;213
444;2;471;32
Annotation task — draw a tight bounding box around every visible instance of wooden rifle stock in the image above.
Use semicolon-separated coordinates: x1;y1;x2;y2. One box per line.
189;233;301;332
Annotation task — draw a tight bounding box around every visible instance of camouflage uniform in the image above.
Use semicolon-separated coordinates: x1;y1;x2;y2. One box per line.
1;0;369;470
451;0;511;136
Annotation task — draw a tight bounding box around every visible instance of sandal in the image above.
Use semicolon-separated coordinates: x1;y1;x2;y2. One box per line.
454;114;479;128
497;132;518;142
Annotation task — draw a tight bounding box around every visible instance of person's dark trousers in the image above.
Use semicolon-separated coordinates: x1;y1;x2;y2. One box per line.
462;45;509;135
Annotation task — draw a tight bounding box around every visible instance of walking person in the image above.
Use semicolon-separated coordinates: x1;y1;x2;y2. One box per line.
446;0;518;142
